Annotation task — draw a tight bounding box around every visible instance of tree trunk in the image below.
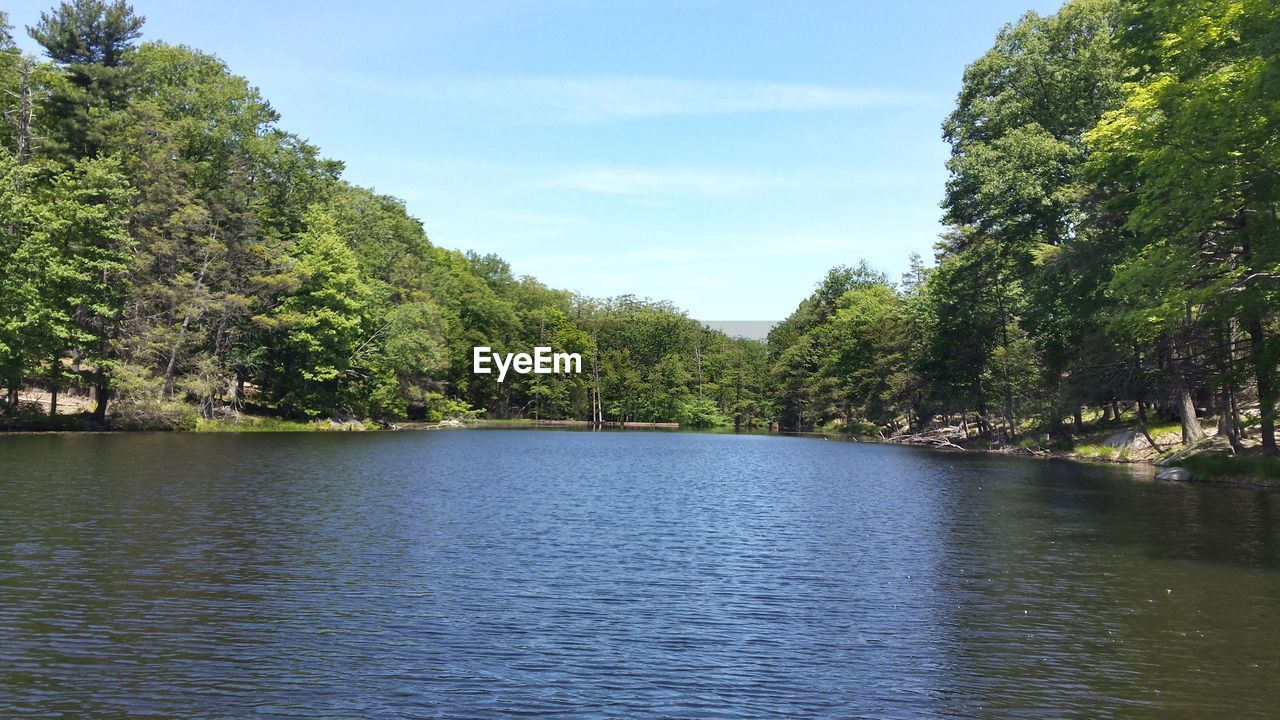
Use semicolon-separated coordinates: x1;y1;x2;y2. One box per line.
1177;384;1206;444
1073;408;1084;435
590;335;602;426
1175;304;1206;444
1249;319;1277;456
999;321;1016;443
14;59;35;166
92;375;109;422
694;344;703;401
1136;401;1159;450
49;356;59;416
1220;387;1245;454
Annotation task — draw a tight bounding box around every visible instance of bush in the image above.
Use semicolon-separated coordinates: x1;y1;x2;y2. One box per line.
1181;453;1280;481
423;392;482;422
110;364;198;431
0;401;89;431
677;399;731;428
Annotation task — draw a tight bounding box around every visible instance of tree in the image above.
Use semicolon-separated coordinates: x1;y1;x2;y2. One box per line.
940;0;1125;439
0;148;40;406
1087;0;1280;454
256;207;370;417
28;0;144;159
28;0;142;66
39;155;135;419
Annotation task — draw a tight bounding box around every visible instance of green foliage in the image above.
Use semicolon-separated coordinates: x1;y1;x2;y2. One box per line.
255;207;370;417
109;362;198;430
1181;453;1280;482
421;393;482;423
2;0;1275;457
677;398;731;428
28;0;143;66
1087;0;1280;452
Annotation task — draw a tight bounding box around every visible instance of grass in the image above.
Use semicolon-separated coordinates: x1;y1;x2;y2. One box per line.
1143;421;1182;438
195;416;330;432
1180;453;1280;482
1073;444;1123;460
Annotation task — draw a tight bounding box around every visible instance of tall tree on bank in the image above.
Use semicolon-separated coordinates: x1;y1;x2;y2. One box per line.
1087;0;1280;455
38;156;135;419
939;0;1125;440
20;0;143;418
255;207;370;418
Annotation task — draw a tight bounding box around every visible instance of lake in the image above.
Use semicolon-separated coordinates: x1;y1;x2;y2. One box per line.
3;430;1280;718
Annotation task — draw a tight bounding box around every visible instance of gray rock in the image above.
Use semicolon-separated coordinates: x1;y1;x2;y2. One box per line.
1103;431;1151;452
1155;467;1193;482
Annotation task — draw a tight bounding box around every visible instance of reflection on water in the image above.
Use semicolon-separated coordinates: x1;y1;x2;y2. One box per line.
2;431;1279;718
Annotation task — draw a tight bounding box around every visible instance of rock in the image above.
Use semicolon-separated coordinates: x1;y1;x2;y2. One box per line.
1155;467;1193;482
1103;431;1151;453
328;418;366;431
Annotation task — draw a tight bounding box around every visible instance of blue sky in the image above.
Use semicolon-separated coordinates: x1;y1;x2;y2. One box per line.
7;0;1062;321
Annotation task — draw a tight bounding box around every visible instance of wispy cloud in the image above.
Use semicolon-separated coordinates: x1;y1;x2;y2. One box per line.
516;235;884;271
538;168;785;197
363;74;929;124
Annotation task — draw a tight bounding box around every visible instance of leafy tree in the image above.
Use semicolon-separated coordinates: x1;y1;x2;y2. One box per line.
0;148;40;405
38;155;135;418
1087;0;1280;453
939;0;1124;439
256;207;370;417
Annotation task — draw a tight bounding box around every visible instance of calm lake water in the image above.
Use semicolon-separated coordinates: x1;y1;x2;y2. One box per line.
3;430;1280;718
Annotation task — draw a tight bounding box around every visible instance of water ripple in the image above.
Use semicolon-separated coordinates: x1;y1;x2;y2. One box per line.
3;430;1280;718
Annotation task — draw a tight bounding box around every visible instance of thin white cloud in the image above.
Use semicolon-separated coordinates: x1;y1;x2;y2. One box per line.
539;168;784;197
516;235;884;271
364;74;929;124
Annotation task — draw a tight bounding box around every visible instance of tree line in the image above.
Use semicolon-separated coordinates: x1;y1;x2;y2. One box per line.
766;0;1278;456
0;0;771;430
1;0;1276;457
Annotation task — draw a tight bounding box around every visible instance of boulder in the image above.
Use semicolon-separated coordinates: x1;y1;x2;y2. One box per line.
328;418;366;431
1103;431;1151;453
1155;467;1193;482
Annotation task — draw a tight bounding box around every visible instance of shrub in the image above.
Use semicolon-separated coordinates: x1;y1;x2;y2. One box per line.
677;398;731;428
110;364;198;431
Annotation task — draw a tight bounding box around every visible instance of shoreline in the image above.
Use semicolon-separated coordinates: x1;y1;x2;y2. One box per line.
4;415;1277;488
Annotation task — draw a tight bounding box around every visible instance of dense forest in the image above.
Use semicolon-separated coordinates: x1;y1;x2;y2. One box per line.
0;0;1276;459
0;1;771;431
767;0;1278;458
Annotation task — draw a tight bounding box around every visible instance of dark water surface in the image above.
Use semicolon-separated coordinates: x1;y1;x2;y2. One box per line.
3;430;1280;718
